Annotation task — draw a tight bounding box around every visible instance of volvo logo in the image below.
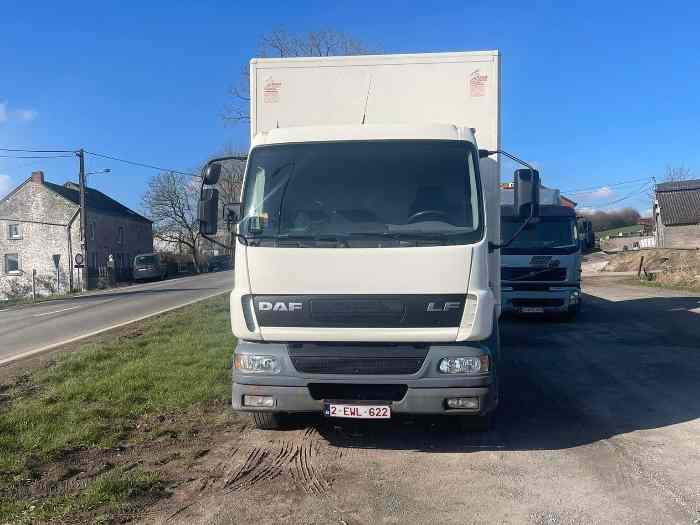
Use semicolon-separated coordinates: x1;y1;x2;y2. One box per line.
426;302;461;312
258;301;303;312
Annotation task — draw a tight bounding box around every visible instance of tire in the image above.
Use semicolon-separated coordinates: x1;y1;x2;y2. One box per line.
251;412;283;430
458;413;493;432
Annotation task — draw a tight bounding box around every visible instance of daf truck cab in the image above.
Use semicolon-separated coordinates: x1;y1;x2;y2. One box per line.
500;204;582;318
197;51;538;430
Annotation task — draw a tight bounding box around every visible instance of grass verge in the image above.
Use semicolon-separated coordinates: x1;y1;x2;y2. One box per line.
0;294;237;524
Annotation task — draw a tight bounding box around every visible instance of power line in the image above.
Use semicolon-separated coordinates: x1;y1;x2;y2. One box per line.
84;150;198;177
0;154;74;159
563;177;650;195
580;182;653;209
0;147;75;154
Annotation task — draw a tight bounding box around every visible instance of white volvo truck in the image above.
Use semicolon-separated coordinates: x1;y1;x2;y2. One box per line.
500;179;582;318
198;51;539;430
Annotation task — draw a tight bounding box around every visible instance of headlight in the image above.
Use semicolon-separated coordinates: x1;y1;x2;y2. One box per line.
234;353;281;374
438;356;489;375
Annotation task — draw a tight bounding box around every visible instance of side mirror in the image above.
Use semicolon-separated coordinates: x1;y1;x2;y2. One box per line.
199;188;219;235
514;168;540;219
224;203;242;228
203;162;222;185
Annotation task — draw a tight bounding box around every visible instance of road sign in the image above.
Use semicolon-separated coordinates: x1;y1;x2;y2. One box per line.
52;254;61;269
74;253;85;268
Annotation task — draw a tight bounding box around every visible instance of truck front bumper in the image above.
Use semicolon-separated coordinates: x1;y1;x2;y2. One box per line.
501;286;581;314
231;340;499;416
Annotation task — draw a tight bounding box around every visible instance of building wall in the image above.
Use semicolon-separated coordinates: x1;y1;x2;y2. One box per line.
0;178;80;298
86;212;153;270
600;235;656;252
1;174;154;299
659;223;700;249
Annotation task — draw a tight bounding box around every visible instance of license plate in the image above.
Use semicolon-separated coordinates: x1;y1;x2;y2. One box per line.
521;307;544;313
324;403;391;419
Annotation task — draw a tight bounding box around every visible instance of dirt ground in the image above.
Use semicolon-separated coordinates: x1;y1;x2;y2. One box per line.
130;274;699;525
3;274;699;524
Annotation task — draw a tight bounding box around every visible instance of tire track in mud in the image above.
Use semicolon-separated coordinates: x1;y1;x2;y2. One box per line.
222;426;336;496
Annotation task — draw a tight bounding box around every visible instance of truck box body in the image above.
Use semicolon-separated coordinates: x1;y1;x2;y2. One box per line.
228;52;504;423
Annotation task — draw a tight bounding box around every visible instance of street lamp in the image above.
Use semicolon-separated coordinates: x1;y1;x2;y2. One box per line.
86;168;111;176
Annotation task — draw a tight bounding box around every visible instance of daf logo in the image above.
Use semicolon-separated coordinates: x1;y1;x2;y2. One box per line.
258;301;303;312
426;302;461;312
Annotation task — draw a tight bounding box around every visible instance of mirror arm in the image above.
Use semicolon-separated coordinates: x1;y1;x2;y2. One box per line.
482;149;539;253
489;213;534;252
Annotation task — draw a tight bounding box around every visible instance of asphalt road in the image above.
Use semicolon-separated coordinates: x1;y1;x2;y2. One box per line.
0;271;233;365
160;274;700;525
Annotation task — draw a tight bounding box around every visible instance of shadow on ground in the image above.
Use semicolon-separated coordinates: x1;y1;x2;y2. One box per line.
284;291;700;453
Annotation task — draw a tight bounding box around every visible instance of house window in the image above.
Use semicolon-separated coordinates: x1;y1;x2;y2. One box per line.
4;253;20;273
89;222;96;241
8;224;21;240
91;252;97;268
117;226;124;245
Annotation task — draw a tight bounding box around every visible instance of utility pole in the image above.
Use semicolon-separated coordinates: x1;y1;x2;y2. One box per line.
77;148;88;291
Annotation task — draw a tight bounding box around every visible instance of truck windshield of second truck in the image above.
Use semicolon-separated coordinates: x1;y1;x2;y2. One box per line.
502;217;579;251
238;140;483;247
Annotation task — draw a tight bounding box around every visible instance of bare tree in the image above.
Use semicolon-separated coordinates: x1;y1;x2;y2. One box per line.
142;171;201;271
225;28;375;123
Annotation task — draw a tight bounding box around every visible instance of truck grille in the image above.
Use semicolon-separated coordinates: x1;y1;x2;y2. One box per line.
291;356;424;375
502;267;567;282
289;344;427;375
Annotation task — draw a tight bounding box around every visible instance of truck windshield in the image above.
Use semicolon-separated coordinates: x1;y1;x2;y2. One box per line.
239;140;482;247
502;217;578;252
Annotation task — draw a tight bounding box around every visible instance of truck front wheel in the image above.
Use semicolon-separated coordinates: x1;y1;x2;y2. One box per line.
251;412;283;430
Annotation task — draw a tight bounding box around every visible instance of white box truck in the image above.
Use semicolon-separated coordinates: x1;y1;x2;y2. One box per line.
198;51;539;430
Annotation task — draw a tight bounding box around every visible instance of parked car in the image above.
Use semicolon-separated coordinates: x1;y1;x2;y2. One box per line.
208;255;232;272
133;253;167;281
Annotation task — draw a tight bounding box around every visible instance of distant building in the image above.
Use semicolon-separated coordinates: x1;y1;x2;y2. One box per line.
654;179;700;249
0;171;153;298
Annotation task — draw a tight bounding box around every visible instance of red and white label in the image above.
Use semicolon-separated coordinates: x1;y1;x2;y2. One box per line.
326;404;391;419
469;69;488;97
264;77;282;103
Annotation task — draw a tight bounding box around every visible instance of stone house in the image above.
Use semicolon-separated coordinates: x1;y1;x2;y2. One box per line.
654;179;700;249
0;171;153;298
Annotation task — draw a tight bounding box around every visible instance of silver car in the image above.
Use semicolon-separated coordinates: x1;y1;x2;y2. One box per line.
133;253;166;281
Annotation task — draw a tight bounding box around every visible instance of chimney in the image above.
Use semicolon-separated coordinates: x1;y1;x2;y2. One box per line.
31;171;45;184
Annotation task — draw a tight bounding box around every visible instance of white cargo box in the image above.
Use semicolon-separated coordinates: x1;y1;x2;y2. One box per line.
249;51;500;155
501;185;562;206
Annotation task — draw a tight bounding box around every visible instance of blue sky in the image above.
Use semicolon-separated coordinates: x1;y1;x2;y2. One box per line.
2;0;699;215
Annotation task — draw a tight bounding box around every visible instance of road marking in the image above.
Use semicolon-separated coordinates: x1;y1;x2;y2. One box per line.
33;305;82;317
0;290;230;367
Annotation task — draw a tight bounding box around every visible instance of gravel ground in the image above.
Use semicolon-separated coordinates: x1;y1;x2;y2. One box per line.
144;274;700;525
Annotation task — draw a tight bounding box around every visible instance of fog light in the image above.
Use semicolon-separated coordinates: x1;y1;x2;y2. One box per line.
570;290;580;304
438;356;489;375
447;397;479;409
243;395;275;408
234;353;281;374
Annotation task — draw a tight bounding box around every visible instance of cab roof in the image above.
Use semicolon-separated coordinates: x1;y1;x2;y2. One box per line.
501;205;577;218
251;124;476;147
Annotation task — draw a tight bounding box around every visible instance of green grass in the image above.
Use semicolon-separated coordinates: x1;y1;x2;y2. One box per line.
0;468;163;524
0;294;234;522
597;224;643;238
